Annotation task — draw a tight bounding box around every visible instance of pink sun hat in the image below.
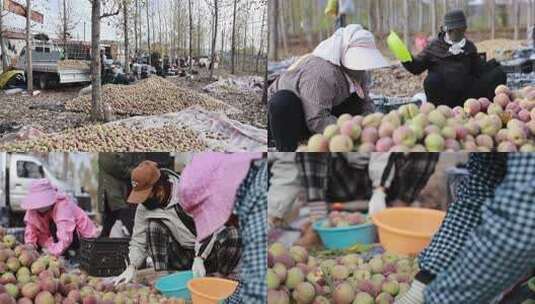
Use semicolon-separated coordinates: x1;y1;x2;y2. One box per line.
21;179;60;210
179;152;262;241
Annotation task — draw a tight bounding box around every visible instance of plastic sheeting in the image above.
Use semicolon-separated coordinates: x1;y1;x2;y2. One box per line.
110;106;267;152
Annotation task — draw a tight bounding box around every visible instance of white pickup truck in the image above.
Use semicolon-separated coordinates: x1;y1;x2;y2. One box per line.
0;153;91;226
15;42;91;89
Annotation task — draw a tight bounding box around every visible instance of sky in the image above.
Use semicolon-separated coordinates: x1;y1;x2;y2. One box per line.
3;0;267;50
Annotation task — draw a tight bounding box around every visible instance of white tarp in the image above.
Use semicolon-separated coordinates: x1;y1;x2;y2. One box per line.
110;106;267;152
202;76;264;94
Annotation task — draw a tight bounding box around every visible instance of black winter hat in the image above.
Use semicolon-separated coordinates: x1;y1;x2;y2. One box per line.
444;9;467;30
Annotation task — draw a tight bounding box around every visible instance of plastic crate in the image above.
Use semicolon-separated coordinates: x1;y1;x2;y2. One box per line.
373;95;422;114
6;227;25;244
79;238;130;277
501;58;532;74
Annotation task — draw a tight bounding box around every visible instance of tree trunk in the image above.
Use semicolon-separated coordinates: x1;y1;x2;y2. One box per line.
26;0;33;93
403;0;409;46
442;0;447;16
0;1;9;71
513;0;519;40
490;0;496;39
418;0;424;32
123;0;129;73
158;3;162;54
279;3;288;57
243;16;248;71
188;0;192;69
196;5;200;58
255;4;266;74
269;0;279;61
63;0;67;58
147;0;151;65
231;0;237;74
528;0;533;40
91;0;103;121
368;0;374;31
209;0;218;79
431;0;437;37
134;0;138;55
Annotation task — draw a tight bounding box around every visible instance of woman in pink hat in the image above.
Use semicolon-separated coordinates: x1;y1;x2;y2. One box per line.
113;153;268;304
22;179;98;257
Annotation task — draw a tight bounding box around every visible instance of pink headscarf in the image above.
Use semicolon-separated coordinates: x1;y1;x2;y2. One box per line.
179;152;262;241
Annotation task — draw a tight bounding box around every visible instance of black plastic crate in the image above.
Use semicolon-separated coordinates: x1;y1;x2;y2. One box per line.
79;238;130;277
502;58;532;74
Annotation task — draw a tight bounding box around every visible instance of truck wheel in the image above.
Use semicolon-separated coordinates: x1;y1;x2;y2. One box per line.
38;74;47;90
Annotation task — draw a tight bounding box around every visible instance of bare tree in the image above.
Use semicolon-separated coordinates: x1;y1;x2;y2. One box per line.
134;0;139;54
90;0;120;121
26;0;33;93
57;0;80;55
0;1;9;71
146;0;151;65
490;0;496;39
231;0;238;74
207;0;218;79
123;0;130;73
431;0;437;37
188;0;192;69
403;0;409;46
513;0;519;40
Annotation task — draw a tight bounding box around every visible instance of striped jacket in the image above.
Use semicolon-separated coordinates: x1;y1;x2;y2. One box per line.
268;55;375;133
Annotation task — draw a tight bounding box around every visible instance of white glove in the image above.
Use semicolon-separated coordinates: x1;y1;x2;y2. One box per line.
394;280;426;304
113;263;136;286
368;188;387;216
192;257;206;278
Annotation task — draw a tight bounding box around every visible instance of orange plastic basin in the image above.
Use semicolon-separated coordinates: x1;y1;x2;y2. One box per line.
372;207;446;255
188;277;238;304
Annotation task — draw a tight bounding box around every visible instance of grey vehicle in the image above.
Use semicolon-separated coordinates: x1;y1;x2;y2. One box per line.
15;41;91;89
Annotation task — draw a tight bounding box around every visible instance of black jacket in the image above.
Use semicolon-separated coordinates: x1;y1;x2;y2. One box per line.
403;32;482;93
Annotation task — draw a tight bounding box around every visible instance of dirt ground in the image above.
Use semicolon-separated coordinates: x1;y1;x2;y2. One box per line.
0;85;92;137
0;69;267;142
416;153;470;210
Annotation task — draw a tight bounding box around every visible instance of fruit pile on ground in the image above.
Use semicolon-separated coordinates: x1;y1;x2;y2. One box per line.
321;212;368;228
301;85;535;152
268;243;419;304
0;228;185;304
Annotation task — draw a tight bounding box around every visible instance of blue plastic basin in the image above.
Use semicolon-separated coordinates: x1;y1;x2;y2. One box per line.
155;271;194;299
313;219;376;249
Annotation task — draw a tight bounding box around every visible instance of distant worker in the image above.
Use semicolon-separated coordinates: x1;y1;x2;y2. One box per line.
402;9;506;107
268;24;389;152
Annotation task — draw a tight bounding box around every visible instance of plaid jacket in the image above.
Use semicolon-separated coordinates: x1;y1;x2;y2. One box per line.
226;160;268;304
295;153;438;203
420;153;535;304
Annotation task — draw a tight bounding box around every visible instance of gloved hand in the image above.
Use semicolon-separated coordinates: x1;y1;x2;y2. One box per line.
368;188;387;216
113;263;136;286
192;257;206;278
394;279;426;304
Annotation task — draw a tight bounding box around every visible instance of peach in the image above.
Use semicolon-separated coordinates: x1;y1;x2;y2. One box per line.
493;93;510;108
464;98;481;116
361;127;379;144
329;134;354;152
307;135;329;152
376;137;394;152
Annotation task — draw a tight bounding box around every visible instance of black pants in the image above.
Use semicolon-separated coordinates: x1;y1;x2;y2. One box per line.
49;221;80;258
268;90;362;152
424;63;507;107
101;195;136;237
336;14;347;30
